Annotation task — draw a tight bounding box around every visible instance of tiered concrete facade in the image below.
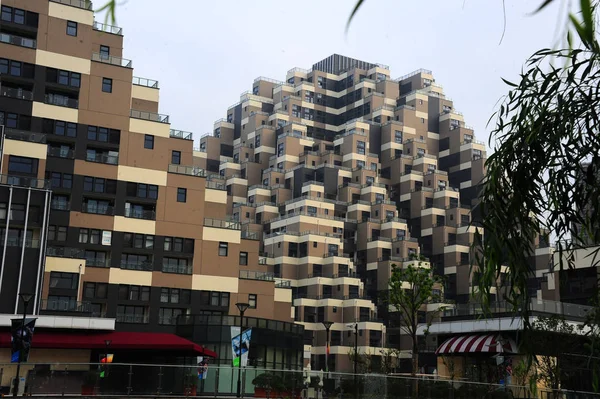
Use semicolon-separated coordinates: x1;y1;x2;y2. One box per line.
197;54;495;371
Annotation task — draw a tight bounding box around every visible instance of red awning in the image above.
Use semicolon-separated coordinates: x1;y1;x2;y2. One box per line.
0;331;217;358
436;334;518;355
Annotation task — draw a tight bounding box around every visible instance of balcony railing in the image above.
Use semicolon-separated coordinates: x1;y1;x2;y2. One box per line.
132;76;159;88
124;208;155;220
0;33;36;49
169;129;193;140
239;270;274;281
40;299;91;313
116;313;149;324
130;109;169;123
93;21;122;35
443;299;593;320
51;201;70;211
86;152;118;165
204;218;241;230
46;246;84;259
45;93;78;109
91;52;132;68
206;180;225;190
47;147;74;159
1;86;33;101
86;258;109;267
162;263;192;275
82;203;114;215
1;237;40;248
120;260;153;271
4;128;46;143
50;0;93;9
2;174;52;189
168;164;206;177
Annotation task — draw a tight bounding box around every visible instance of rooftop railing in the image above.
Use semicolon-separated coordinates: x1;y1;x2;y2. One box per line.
50;0;92;9
91;52;132;68
93;21;122;35
169;129;193;140
130;109;169;123
132;76;159;88
393;68;433;82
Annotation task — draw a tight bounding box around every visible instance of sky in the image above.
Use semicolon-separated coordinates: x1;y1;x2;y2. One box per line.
106;0;565;148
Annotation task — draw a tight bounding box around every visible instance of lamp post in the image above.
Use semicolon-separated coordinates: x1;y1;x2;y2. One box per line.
235;302;250;398
321;321;333;376
353;323;358;399
13;292;33;397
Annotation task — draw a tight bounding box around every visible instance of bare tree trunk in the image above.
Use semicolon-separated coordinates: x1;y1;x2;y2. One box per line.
412;334;419;399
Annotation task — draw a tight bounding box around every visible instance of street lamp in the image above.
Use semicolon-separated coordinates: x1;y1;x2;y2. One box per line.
13;292;33;397
346;323;358;399
235;302;250;398
321;321;333;375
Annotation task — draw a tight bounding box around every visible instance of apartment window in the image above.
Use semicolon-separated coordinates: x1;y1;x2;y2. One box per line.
209;292;230;307
48;225;67;241
357;141;365;155
144;134;154;149
172;150;181;165
307;206;317;216
239;252;248;266
83;282;108;299
116;305;147;323
248;294;257;309
8;156;38;175
49;69;81;88
66;21;77;36
160;288;191;304
102;78;113;93
47;172;72;189
123;233;154;249
99;45;110;59
87;126;110;142
219;242;228;256
159;308;187;325
177;188;187;203
51;120;77;137
85;250;107;267
277;143;284;157
49;272;78;289
118;285;150;301
162;257;191;275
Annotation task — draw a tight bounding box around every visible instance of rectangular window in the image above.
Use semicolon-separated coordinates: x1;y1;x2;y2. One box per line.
8;155;38;175
83;282;108;299
66;20;77;36
249;294;257;309
144;134;154;149
116;305;148;323
219;242;228;256
49;272;78;289
177;188;187;203
159;308;188;325
356;141;366;155
162;257;191;275
102;78;113;93
99;45;110;59
57;226;67;241
172;150;181;165
239;252;248;266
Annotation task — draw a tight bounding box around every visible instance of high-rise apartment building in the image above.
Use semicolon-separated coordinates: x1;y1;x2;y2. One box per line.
0;0;304;371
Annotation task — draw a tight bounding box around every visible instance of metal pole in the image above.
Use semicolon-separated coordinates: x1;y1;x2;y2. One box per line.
325;325;330;374
236;311;244;397
13;299;28;397
354;323;358;399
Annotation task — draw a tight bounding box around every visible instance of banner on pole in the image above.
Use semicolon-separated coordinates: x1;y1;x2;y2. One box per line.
231;327;252;367
11;318;36;363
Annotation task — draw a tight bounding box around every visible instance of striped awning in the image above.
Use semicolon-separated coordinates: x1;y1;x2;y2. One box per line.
435;334;518;355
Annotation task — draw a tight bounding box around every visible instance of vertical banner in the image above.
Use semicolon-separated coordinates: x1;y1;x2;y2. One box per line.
231;327;252;367
11;318;36;363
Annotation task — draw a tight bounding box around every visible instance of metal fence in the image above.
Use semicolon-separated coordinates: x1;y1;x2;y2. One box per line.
1;362;599;398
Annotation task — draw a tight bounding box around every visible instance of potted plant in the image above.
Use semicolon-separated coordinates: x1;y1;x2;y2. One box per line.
183;371;198;396
81;370;98;396
253;373;290;398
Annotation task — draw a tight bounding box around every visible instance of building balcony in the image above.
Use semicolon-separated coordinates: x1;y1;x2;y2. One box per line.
1;86;33;101
45;93;78;109
239;270;274;281
132;76;159;88
46;246;85;259
48;147;75;159
0;32;36;49
40;299;92;314
91;52;132;68
93;21;122;35
169;129;193;140
81;203;114;215
161;263;192;275
2;237;40;248
130;109;169;123
116;313;149;324
4;128;46;143
51;201;70;211
124;207;155;220
0;174;51;190
120;260;153;271
204;218;240;230
86;152;118;165
167;164;206;177
86;257;109;267
50;0;93;10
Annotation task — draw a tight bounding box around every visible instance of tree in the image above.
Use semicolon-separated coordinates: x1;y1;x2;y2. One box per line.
387;264;444;378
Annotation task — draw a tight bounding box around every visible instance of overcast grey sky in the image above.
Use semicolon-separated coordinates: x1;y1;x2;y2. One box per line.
110;0;563;147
